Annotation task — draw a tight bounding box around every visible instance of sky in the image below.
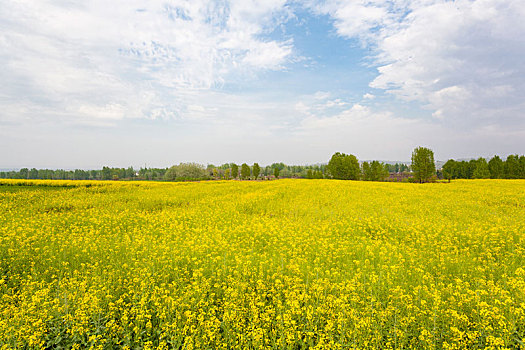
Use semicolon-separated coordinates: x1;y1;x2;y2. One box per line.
1;0;524;169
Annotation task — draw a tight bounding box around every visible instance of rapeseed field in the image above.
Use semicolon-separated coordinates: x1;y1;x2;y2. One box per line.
0;179;524;349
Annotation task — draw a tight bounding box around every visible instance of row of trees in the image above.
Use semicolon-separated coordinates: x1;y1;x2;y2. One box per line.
164;162;268;181
442;155;525;180
0;157;411;182
0;167;140;181
4;150;524;183
205;163;326;179
0;163;324;181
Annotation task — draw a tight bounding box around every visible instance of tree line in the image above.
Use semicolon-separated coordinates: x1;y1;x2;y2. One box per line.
4;149;524;183
0;163;328;181
442;155;525;180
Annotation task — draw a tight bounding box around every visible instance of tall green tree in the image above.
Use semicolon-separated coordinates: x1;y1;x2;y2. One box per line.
28;168;39;179
273;167;280;178
442;159;457;181
504;155;520;179
231;164;239;179
252;163;260;179
371;161;389;181
411;147;435;183
101;166;112;180
472;158;490;179
361;161;371;180
326;152;360;180
519;156;525;178
240;163;251;180
488;156;504;179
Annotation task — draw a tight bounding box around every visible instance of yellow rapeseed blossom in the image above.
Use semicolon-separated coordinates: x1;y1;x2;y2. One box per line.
0;179;524;348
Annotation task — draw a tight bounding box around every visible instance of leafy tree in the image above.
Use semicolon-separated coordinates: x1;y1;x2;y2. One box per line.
519;156;525;178
442;159;456;181
273;167;280;178
252;163;260;179
240;163;250;180
374;161;389;181
101;166;112;180
29;168;39;179
164;163;207;181
361;162;371;180
326;152;360;180
411;147;435;183
488;156;504;179
472;158;490;179
231;164;239;179
306;169;313;179
504;155;520;179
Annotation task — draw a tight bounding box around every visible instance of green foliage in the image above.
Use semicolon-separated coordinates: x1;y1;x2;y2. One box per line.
231;164;239;179
273;167;280;178
362;161;389;181
253;163;261;179
240;163;251;180
504;155;520;179
362;162;371;180
442;159;456;180
488;156;504;179
411;147;436;183
326;152;360;180
164;163;207;181
472;158;490;179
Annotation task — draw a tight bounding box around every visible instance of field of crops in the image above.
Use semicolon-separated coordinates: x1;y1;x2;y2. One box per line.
0;179;524;349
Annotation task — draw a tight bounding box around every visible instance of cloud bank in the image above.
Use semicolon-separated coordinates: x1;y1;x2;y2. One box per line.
0;0;293;124
313;0;525;128
1;0;524;167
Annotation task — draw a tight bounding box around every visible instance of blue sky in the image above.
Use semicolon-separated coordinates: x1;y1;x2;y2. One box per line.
1;0;524;168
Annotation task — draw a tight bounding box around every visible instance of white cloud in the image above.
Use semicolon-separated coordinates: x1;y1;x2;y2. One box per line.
0;0;294;124
313;0;525;128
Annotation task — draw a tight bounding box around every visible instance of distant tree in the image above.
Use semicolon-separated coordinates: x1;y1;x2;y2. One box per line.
519;155;525;178
101;166;112;180
362;162;371;180
371;161;389;181
273;167;280;178
164;163;207;181
271;163;286;171
29;168;39;179
504;155;520;179
442;159;457;181
362;161;389;181
411;147;435;183
18;168;28;179
252;163;260;179
306;169;313;179
224;168;231;180
472;158;490;179
240;163;250;180
326;152;360;180
488;156;504;179
231;164;239;179
164;167;177;181
125;167;135;178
